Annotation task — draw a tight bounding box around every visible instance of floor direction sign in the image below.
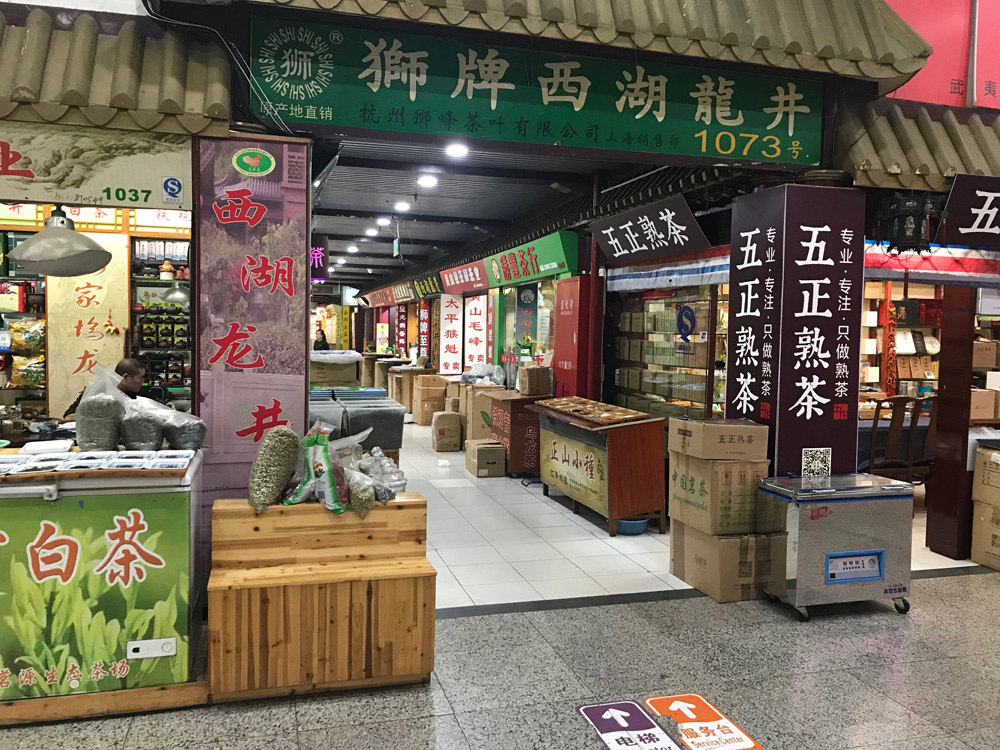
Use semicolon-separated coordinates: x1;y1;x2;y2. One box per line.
579;701;682;750
645;694;761;750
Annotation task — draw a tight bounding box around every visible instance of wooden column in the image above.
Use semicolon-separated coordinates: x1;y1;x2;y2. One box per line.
926;285;976;559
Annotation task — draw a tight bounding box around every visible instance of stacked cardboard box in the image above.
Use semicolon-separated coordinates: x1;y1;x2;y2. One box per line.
413;374;447;426
667;418;787;603
972;445;1000;570
517;366;552;396
460;383;504;441
431;411;462;451
465;439;506;477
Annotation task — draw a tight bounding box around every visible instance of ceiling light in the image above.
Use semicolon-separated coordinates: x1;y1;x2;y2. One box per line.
337;258;346;265
312;178;322;188
377;218;391;226
347;245;359;253
445;143;468;158
328;266;336;272
365;228;378;236
417;175;438;188
367;268;373;274
8;207;112;277
394;201;411;212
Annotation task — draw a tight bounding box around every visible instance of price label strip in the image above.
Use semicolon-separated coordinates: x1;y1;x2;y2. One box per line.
645;694;760;750
579;701;682;750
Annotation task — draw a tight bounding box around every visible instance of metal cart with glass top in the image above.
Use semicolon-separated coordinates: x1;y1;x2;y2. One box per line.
756;473;914;621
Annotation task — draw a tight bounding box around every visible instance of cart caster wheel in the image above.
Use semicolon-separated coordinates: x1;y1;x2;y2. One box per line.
894;598;910;615
796;607;810;622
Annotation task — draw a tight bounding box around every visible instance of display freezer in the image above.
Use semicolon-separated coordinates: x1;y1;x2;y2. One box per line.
756;473;913;621
0;453;202;700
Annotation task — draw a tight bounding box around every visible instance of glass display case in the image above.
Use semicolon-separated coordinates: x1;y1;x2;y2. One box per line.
612;284;728;420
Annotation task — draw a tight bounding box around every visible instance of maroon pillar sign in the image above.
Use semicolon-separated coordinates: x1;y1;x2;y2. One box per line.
727;185;865;476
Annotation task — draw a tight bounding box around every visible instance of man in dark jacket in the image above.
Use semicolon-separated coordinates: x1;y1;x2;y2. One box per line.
63;358;146;420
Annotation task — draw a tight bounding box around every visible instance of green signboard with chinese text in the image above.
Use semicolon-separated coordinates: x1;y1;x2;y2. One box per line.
250;19;823;165
0;492;189;700
413;273;443;299
483;232;578;288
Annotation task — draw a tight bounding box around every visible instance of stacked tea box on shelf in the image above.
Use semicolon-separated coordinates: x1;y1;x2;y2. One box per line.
667;418;787;603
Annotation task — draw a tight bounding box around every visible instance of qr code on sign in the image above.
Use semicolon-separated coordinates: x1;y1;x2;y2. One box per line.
802;448;832;476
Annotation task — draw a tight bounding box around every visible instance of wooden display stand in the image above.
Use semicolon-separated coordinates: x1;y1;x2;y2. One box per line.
528;399;666;537
207;493;435;700
360;352;392;387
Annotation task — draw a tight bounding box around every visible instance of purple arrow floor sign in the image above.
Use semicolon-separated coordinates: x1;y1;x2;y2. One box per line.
579;701;682;750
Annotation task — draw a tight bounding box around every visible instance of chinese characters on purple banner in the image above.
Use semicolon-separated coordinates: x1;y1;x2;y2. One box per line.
727;186;864;476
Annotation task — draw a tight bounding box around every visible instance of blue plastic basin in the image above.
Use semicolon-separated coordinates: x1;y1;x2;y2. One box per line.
615;519;648;535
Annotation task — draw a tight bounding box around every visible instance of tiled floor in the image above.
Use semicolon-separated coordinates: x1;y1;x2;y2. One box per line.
5;571;996;749
396;423;976;610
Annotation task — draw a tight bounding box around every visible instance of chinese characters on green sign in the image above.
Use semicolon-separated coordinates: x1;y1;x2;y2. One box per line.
250;20;823;165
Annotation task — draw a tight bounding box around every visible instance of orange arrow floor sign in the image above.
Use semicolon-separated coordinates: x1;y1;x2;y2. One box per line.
645;694;761;750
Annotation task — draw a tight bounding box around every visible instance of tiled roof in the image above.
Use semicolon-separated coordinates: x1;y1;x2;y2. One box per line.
248;0;930;84
0;9;230;136
838;102;1000;191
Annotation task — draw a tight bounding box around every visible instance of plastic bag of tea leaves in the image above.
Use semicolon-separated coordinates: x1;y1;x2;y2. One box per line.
249;426;302;514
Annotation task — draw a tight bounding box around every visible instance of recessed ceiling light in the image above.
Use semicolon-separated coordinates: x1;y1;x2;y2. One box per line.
337;258;346;264
328;266;336;272
367;268;373;274
377;217;391;226
417;175;438;188
365;228;378;236
394;201;411;212
445;143;468;158
347;245;359;253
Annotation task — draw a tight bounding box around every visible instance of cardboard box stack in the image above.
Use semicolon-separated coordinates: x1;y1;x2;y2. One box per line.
445;397;460;413
461;383;504;441
667;418;787;603
465;439;506;477
413;374;447;426
971;444;1000;571
517;366;552;396
431;411;462;452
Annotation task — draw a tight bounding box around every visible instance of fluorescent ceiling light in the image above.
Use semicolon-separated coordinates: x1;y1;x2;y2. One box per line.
394;201;411;211
377;218;391;226
347;245;359;253
365;228;378;236
337;258;346;264
445;143;468;158
417;175;438;188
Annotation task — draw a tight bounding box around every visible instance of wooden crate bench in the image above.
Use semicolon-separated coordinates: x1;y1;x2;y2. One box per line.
207;494;435;700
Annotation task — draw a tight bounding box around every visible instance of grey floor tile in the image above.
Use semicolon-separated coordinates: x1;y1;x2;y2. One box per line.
954;727;1000;750
0;717;131;750
294;674;453;732
849;654;1000;733
433;642;591;713
124;701;296;749
435;612;547;654
753;672;948;748
852;739;972;750
526;603;663;643
132;734;299;750
455;700;602;750
299;715;469;750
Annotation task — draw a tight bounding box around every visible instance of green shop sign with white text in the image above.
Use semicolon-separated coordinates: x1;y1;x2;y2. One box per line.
485;232;577;287
250;19;823;165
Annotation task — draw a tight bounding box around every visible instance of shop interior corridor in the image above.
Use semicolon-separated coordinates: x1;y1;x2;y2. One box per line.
397;424;977;610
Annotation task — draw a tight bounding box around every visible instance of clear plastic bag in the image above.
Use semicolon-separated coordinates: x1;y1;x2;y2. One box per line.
459;363;505;385
119;394;207;450
76;365;130;451
120;397;164;451
288;421;350;513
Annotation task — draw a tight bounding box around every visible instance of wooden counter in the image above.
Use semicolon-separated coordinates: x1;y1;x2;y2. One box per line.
527;399;666;537
207;493;435;700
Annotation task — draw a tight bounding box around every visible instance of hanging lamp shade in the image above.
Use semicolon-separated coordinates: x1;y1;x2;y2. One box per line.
162;281;190;304
8;207;112;276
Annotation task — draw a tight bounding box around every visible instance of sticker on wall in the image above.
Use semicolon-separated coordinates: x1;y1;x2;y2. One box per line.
232;148;276;177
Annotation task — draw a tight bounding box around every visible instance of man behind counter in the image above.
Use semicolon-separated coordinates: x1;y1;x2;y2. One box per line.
63;358;146;421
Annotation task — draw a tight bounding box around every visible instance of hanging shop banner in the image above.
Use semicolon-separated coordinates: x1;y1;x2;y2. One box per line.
365;287;395;307
250;18;823;166
441;260;489;294
486;290;497;364
341;305;351;350
937;175;1000;250
309;244;329;279
430;297;442;368
590;195;710;267
440;294;464;372
414;272;444;299
515;283;538;342
48;233;129;418
375;322;390;351
727;185;864;477
395;303;408;349
418;300;431;358
391;282;417;304
484;232;578;287
0;121;192;210
464;295;488;367
197;137;309;493
0;492;190;700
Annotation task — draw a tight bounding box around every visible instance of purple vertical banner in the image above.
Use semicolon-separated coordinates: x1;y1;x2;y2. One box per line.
776;186;864;476
726;188;786;455
196;137;309;496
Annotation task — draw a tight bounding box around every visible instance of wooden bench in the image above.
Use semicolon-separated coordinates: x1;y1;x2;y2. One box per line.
207;493;435;700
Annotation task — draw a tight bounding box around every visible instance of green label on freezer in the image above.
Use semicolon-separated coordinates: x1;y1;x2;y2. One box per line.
0;492;189;700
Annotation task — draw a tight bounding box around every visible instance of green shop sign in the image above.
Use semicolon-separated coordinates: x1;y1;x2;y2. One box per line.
0;492;190;700
413;273;443;299
250;19;823;165
484;232;578;287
